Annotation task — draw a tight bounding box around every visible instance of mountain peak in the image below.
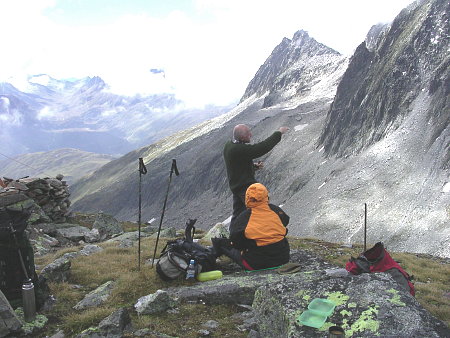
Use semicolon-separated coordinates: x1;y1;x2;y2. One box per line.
240;30;344;105
292;29;309;42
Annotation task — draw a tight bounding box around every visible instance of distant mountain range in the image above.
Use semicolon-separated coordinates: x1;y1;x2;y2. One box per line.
0;148;114;185
70;0;449;258
0;75;232;156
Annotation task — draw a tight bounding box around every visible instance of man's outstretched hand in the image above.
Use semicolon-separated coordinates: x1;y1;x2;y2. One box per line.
253;161;264;170
279;126;290;134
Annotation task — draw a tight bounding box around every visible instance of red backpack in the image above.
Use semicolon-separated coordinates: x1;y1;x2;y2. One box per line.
346;242;415;296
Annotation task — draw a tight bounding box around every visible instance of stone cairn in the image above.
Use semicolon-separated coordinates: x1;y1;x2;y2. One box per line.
0;174;71;223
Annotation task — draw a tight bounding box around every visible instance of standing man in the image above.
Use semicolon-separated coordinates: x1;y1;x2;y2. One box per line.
223;124;289;224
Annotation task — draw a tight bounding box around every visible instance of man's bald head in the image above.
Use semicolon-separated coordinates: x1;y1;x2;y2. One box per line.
233;124;252;143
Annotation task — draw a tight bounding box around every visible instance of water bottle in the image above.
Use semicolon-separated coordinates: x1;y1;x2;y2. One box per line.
196;270;223;282
186;259;195;280
22;279;36;322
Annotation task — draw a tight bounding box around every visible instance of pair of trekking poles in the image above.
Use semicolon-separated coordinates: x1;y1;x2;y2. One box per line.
137;158;179;270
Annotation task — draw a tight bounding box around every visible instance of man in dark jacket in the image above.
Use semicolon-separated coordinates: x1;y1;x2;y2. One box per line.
213;183;290;270
223;124;289;224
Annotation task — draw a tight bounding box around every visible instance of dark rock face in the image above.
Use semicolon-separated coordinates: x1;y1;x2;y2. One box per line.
319;0;449;158
240;30;346;107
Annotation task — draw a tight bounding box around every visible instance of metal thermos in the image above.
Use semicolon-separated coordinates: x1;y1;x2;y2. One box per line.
22;279;36;322
328;326;345;337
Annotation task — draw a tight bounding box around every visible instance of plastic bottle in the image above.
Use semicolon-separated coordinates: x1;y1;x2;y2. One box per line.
186;259;196;279
196;270;223;282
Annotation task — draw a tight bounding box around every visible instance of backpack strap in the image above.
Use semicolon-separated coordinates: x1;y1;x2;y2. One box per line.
184;219;197;243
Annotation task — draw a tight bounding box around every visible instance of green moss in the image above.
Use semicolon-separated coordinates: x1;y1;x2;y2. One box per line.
14;308;48;335
325;291;349;306
387;289;406;306
340;309;352;317
294;290;311;301
345;305;379;336
348;302;357;308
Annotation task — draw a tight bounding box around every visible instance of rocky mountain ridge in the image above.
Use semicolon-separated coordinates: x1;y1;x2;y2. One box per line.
241;30;347;108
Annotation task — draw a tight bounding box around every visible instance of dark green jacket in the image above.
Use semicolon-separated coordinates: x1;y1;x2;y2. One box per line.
223;131;282;193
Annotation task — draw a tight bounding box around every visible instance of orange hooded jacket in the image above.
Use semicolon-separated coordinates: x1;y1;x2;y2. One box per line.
230;183;290;269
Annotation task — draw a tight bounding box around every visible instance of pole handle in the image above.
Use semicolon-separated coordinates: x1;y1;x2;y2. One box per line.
139;157;147;174
171;159;179;176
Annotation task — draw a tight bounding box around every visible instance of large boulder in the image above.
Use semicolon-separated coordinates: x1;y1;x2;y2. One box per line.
40;255;72;283
135;290;178;315
73;281;116;311
0;290;22;337
74;308;131;338
202;222;230;240
253;271;450;337
92;213;123;241
160;250;449;337
56;226;91;242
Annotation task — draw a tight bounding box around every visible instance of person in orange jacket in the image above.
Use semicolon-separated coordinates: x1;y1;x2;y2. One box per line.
213;183;290;270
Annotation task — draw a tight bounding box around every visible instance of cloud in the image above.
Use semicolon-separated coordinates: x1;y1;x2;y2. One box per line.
37;106;57;120
0;0;415;108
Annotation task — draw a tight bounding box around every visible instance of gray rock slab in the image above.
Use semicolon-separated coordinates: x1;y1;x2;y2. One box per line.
0;192;28;207
106;231;151;243
56;226;91;242
97;307;131;336
252;271;450;337
79;244;103;256
92;213;123;240
135;290;178;315
149;227;176;238
165;250;335;305
73;281;116;310
202;222;230;240
160;250;449;337
40;256;72;282
84;228;100;243
0;290;22;337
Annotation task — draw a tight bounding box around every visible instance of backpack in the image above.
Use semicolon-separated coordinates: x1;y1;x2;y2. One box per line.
0;208;30;240
156;219;217;281
0;208;49;310
346;242;415;296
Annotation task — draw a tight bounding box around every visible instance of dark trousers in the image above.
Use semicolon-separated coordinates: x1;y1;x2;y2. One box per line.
231;184;252;226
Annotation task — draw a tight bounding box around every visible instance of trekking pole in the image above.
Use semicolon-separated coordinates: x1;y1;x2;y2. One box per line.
137;158;147;271
364;203;367;252
151;159;180;268
9;226;36;322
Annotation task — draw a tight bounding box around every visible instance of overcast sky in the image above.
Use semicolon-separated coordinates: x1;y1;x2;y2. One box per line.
0;0;415;107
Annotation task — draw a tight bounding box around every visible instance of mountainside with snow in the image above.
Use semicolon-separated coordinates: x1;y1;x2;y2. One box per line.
71;0;448;257
0;75;231;156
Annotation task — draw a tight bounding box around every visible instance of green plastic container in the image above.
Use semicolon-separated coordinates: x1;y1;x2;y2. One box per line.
308;298;336;316
297;310;327;328
298;298;336;328
196;270;223;282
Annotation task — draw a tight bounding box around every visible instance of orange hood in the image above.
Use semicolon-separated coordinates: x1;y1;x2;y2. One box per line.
245;183;269;208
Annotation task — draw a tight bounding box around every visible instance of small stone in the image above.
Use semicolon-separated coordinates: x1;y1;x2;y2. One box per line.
197;329;210;336
202;320;219;330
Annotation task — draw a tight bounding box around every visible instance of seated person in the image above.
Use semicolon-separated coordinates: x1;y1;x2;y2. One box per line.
213;183;290;270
